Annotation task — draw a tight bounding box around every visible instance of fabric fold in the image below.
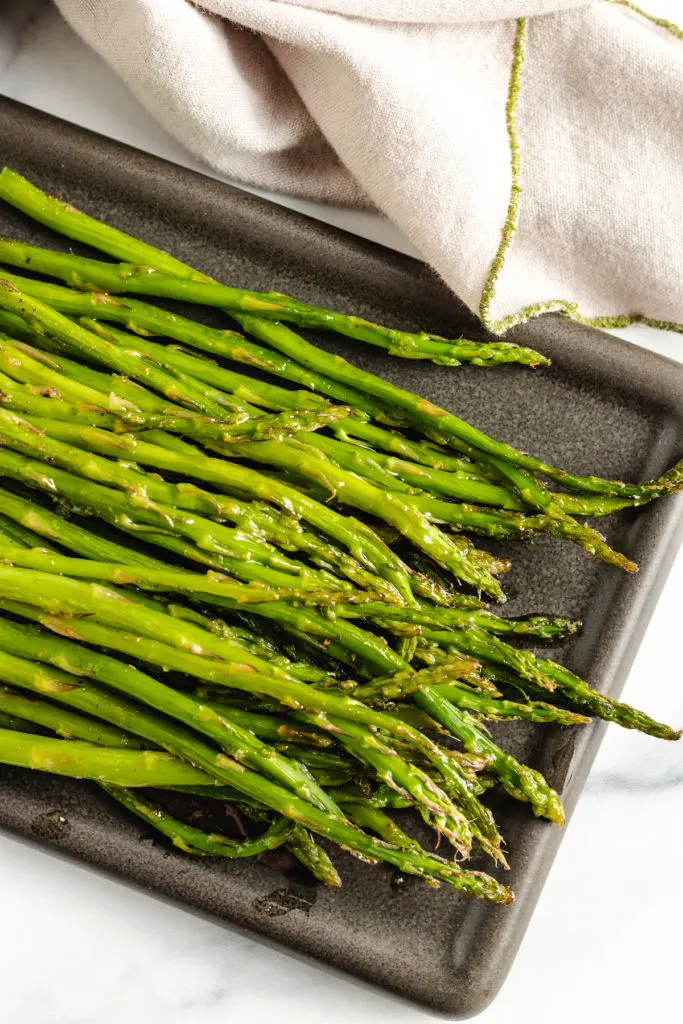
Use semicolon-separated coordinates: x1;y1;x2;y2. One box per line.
53;0;683;334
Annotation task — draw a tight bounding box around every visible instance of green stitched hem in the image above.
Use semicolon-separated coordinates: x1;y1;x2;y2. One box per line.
478;17;528;330
479;6;683;337
609;0;683;39
484;299;683;337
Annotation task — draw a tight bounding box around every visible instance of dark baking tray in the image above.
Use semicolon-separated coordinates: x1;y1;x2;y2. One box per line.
0;95;681;1018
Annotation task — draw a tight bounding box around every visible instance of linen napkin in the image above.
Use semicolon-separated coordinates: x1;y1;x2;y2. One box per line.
53;0;683;335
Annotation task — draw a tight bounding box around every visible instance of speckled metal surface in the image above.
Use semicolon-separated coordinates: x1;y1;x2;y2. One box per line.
0;96;681;1019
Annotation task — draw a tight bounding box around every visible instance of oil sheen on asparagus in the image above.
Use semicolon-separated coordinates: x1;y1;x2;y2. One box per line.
0;167;679;904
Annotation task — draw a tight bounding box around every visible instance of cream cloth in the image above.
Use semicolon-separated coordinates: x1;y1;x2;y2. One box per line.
53;0;682;334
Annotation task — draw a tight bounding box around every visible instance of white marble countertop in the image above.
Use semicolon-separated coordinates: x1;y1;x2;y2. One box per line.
0;5;681;1023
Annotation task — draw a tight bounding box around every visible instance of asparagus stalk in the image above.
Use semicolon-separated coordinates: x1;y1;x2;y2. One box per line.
303;430;660;545
80;316;355;416
0;623;342;814
102;785;297;859
5;332;212;417
0;708;42;733
0;407;413;602
0;374;354;441
0;486;338;681
0;660;493;862
0;271;391;413
0;684;144;747
435;683;590;726
0;621;335;797
0;542;363;609
0;686;346;881
2;268;681;504
0;508;55;550
196;436;505;599
413;687;565;825
0;607;479;849
234;314;683;502
0;189;545;365
298;431;519;507
0;514;403;679
344;803;423;853
0;332;142;420
310;713;479;859
0;437;382;605
0;679;347;786
17;402;500;598
3;302;238;426
333;418;496;478
0;445;373;596
0;728;217;787
2;721;512;899
0;285;247;418
422;627;681;741
0;613;511;899
0;594;507;834
398;492;639;572
283;826;342;887
330;601;582;641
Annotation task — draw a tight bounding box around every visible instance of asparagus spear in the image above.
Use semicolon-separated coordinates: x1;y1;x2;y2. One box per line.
0;409;414;603
0;285;242;418
330;601;582;641
301;430;660;550
298;432;518;506
2;267;681;505
283;825;342;886
192;435;506;599
0;444;374;596
0;511;404;678
398;492;638;572
308;712;482;860
334;418;496;478
4;331;215;417
0;688;342;839
0;438;393;602
413;687;565;825
0;678;347;786
0;624;342;814
0;654;495;861
0;184;545;365
0;275;559;523
0;593;504;828
0;373;355;441
0;611;512;898
0;332;143;420
0;272;391;413
0;688;346;868
80;316;358;417
421;627;681;741
0;708;42;733
102;786;297;859
343;803;423;853
12;395;501;598
234;314;683;502
434;684;590;726
0;607;478;845
0;684;144;747
0;485;343;681
2;722;512;899
0;542;364;608
0;622;335;797
0;507;55;550
0;729;218;787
